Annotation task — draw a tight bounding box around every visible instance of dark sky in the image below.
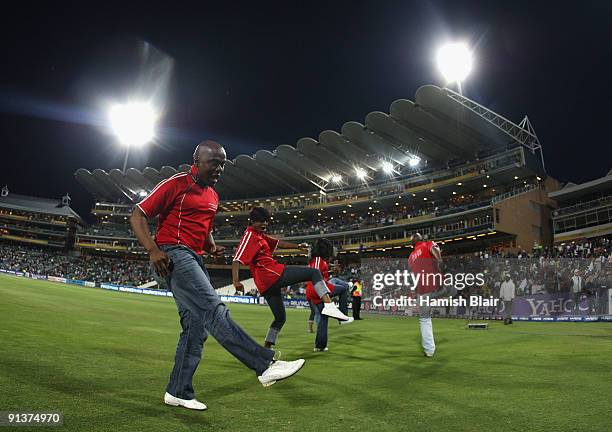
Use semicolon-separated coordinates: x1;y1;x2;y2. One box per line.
1;1;611;218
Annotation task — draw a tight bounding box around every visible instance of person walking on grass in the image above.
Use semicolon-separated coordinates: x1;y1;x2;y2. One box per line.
131;141;305;411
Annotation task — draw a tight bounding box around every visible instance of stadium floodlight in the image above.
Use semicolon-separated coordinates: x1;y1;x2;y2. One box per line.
436;42;473;94
109;102;157;147
331;174;343;184
381;161;395;175
408;156;421;167
108;102;157;172
355;167;367;180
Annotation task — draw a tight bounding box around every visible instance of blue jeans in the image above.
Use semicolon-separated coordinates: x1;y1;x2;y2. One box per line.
329;277;349;314
313;303;329;350
311;278;349;349
162;245;274;400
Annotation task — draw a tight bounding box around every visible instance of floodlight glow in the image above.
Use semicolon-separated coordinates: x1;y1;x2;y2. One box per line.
331;174;342;183
109;102;157;147
408;156;421;167
355;167;367;180
436;42;473;83
381;161;394;174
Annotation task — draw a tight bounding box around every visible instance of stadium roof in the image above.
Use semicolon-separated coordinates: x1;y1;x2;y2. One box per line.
0;192;83;222
76;85;537;202
549;169;612;202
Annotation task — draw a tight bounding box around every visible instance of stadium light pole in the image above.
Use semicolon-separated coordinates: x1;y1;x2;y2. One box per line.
436;42;473;95
108;102;157;172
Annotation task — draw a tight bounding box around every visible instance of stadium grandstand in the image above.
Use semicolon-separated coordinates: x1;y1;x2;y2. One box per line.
549;169;612;243
0;187;82;249
1;85;610;317
75;85;555;266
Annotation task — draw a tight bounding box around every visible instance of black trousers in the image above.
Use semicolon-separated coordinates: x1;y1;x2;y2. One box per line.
352;296;362;319
263;265;324;345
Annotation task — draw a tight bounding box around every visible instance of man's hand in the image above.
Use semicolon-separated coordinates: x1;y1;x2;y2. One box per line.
209;244;226;257
298;242;309;250
150;247;171;278
234;281;245;293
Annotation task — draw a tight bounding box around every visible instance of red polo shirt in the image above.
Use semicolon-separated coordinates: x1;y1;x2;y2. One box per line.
136;165;218;255
233;226;285;294
306;257;334;304
408;241;440;294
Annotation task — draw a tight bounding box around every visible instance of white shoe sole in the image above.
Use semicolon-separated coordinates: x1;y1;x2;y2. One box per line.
164;399;207;411
322;306;350;321
339;317;354;325
260;360;305;387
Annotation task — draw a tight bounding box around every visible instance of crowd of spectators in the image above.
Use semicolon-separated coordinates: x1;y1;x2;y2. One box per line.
359;236;612;316
0;243;151;286
214;195;487;239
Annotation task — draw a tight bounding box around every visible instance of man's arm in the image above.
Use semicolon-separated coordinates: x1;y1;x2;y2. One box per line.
205;232;225;257
277;239;309;249
232;260;244;292
430;243;443;270
130;207;171;278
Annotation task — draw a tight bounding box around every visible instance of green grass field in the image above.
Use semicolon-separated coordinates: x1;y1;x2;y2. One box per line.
1;274;611;432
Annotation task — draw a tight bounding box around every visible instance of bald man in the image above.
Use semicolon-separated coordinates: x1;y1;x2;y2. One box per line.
131;141;305;411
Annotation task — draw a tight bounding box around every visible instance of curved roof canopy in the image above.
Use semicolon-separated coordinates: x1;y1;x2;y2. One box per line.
76;85;532;202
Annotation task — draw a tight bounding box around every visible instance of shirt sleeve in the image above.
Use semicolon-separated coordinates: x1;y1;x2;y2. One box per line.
233;231;260;265
263;234;279;252
320;259;329;280
136;178;178;218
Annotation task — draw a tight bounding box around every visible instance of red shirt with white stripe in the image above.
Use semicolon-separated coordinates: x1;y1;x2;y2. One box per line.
233;226;285;294
306;257;334;304
136;165;218;255
408;240;440;294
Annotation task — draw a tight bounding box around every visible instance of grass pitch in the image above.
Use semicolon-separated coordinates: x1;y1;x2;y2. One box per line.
1;274;611;432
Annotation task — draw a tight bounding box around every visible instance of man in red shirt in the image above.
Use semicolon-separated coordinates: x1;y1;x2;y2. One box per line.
130;141;305;411
232;207;350;348
407;233;443;358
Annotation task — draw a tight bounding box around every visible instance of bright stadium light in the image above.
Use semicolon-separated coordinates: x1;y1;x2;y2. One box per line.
436;42;473;94
108;101;158;172
331;174;343;183
109;102;157;147
355;167;367;180
408;156;421;168
138;190;148;197
381;161;394;175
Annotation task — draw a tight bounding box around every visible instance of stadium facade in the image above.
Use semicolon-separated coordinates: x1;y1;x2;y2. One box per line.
74;85;555;261
0;189;83;249
1;85;611;319
549;170;612;243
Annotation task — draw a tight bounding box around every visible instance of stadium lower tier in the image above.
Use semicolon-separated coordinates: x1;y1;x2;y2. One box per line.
2;236;610;318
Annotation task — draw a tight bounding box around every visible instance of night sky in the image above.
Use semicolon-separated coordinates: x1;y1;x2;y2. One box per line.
1;1;610;218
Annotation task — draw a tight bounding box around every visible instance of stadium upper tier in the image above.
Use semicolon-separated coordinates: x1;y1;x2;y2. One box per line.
75;85;545;202
549;169;612;242
0;192;82;248
85;146;539;219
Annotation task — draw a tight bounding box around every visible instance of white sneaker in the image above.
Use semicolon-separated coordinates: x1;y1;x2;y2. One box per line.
313;347;329;352
164;392;207;411
339;317;354;326
321;303;350;321
258;359;305;387
424;351;435;358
